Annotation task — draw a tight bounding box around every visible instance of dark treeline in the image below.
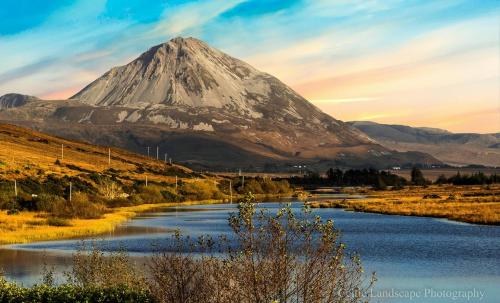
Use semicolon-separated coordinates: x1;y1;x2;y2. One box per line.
289;167;499;189
435;172;499;185
289;168;407;189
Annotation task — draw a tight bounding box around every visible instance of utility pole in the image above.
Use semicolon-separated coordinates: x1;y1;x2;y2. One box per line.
61;144;64;161
175;175;178;190
14;180;17;198
242;175;245;188
147;147;150;158
164;153;167;163
69;182;72;202
108;148;111;165
156;146;159;160
145;175;148;187
229;180;232;204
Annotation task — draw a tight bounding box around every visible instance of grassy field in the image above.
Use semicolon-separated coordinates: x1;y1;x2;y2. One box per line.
308;185;500;225
0;123;196;185
0;199;226;245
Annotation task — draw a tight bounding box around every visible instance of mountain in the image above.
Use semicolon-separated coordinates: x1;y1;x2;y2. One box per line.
0;37;439;171
350;121;500;167
0;94;39;110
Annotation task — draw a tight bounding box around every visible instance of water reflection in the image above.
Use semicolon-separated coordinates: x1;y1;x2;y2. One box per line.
1;198;499;302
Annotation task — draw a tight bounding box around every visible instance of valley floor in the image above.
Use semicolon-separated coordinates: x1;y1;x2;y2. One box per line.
308;185;500;225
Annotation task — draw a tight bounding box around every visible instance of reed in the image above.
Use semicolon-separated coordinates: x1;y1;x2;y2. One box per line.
0;199;224;245
308;185;500;225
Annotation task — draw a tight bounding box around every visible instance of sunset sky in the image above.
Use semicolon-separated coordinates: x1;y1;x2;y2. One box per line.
0;0;498;133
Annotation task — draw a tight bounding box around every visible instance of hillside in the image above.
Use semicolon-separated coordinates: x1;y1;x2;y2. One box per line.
0;122;196;184
350;121;500;167
0;37;439;171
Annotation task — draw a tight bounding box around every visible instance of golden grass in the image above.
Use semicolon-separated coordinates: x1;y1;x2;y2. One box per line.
0;123;196;186
308;185;500;225
0;199;224;245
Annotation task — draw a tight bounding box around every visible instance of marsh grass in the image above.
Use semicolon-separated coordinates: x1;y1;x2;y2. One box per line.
309;185;500;225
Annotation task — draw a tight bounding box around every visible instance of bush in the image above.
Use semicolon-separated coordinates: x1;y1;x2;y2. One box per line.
68;242;148;291
105;197;138;208
160;190;183;202
46;217;71;227
179;180;222;200
47;192;106;219
236;178;291;195
134;186;165;204
149;194;375;303
0;277;154;303
34;194;66;212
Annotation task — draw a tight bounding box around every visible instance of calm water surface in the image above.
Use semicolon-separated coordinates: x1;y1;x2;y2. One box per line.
1;199;499;303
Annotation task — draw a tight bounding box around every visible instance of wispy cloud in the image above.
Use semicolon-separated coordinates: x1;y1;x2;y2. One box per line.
0;0;498;132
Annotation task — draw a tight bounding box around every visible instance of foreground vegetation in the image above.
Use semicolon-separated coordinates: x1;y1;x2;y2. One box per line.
309;185;500;225
0;194;374;303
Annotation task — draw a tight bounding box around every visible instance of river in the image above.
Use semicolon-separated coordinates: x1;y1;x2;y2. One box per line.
1;199;499;302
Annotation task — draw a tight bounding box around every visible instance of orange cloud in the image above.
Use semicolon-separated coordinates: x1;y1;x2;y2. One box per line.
39;86;82;100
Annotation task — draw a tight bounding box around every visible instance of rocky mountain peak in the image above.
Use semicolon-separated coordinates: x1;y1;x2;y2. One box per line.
71;36;265;110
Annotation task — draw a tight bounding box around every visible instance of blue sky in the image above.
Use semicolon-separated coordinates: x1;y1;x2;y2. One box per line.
0;0;498;132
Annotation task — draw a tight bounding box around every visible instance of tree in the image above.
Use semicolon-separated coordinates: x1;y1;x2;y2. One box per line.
411;167;426;186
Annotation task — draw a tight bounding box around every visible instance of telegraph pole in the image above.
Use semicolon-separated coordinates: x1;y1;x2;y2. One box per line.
14;180;17;198
156;146;159;160
69;182;72;202
229;180;232;204
61;144;64;161
108;148;111;165
147;147;150;158
164;153;167;163
145;175;148;187
175;175;178;190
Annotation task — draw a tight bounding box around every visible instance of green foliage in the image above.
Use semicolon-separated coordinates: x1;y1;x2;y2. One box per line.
235;177;291;195
0;277;155;303
293;168;408;187
160;189;183;202
134;186;165;204
43;192;106;219
69;242;147;291
434;172;499;185
411;167;427;186
179;180;223;200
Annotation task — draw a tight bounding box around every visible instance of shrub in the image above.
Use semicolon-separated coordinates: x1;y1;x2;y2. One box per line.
149;193;375;303
105;197;138;208
134;186;165;204
46;217;71;227
160;190;183;202
179;180;222;200
66;242;148;293
34;194;66;212
0;277;154;303
47;192;106;219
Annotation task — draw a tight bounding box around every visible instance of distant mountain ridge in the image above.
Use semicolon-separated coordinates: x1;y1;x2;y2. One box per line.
0;93;39;110
350;121;500;167
0;37;439;171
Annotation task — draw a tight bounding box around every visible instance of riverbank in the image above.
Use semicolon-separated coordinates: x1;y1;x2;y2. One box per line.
0;199;225;245
308;185;500;225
